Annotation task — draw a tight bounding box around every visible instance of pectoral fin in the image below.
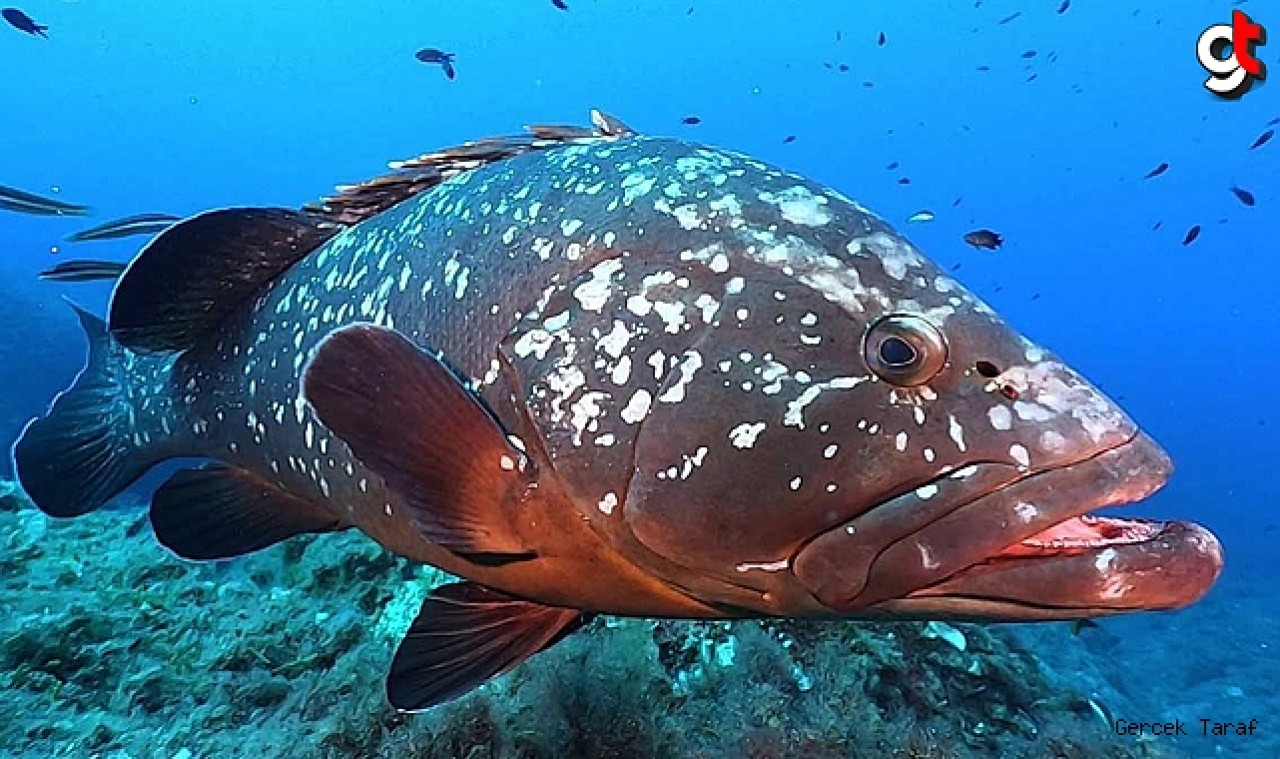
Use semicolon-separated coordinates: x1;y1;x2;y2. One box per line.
302;323;537;562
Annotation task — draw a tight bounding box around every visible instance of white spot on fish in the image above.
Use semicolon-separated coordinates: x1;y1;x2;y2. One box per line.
948;415;967;452
596;320;631;359
1014;502;1038;522
1009;443;1031;468
598;491;618;515
759;185;831;227
658;351;703;403
621;389;653;424
735;559;790;573
895;431;909;451
729;421;766;449
610;355;633;385
574;258;624;312
988;405;1013;431
915;484;939;500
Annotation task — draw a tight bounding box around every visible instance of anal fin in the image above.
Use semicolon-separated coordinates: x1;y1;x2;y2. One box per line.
150;464;348;560
302;324;536;561
388;581;585;711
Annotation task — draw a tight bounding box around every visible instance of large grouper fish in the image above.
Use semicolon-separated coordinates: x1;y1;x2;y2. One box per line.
14;110;1224;711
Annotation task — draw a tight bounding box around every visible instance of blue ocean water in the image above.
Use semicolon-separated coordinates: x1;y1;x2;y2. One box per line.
1;1;1275;757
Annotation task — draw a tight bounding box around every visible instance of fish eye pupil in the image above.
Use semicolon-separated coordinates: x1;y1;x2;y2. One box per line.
863;314;948;387
975;361;1001;378
878;336;917;367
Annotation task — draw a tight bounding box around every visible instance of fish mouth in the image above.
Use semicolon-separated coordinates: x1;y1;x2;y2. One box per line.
793;432;1224;620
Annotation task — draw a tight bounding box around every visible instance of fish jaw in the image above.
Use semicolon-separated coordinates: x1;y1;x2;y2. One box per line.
792;431;1224;620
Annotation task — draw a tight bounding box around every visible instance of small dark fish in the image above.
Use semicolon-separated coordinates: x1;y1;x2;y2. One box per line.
838;64;849;72
0;184;90;216
964;229;1003;250
782;135;796;144
998;12;1022;25
897;177;911;185
2;8;47;38
877;32;886;46
551;0;568;9
68;213;180;242
1229;186;1255;207
1070;619;1098;635
952;197;963;207
886;161;899;170
1021;50;1037;59
1143;162;1169;179
1030;292;1041;301
1250;129;1274;150
1152;221;1163;230
835;30;842;42
976;65;991;72
38;259;129;283
1057;0;1071;13
415;48;457;80
950;262;962;271
1182;225;1201;245
681;116;701;126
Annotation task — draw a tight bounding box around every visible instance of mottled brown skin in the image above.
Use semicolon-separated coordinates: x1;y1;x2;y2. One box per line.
14;125;1224;711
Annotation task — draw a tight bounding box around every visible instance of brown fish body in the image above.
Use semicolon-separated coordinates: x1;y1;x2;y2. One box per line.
964;228;1003;249
14;114;1223;711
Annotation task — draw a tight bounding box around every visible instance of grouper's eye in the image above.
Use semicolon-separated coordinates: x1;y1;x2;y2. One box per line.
863;314;948;386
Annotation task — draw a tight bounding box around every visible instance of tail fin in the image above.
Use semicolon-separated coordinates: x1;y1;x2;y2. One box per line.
13;302;158;517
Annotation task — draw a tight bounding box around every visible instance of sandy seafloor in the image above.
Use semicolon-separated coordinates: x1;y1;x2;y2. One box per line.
0;479;1272;759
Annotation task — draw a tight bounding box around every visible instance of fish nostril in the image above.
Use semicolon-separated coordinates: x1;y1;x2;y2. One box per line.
999;384;1020;401
975;360;1001;378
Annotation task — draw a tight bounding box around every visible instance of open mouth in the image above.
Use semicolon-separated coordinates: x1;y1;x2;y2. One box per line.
793;431;1224;619
993;513;1168;559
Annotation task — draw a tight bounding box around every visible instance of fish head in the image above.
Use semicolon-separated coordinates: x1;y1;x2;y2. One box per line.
610;158;1221;622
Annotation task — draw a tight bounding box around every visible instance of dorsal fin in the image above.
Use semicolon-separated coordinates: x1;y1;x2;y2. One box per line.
109;207;342;353
302;108;638;225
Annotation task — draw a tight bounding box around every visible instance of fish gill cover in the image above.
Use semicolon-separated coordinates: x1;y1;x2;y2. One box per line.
0;2;1276;759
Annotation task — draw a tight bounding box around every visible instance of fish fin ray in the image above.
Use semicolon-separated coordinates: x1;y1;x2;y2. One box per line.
12;302;156;516
302;324;536;559
108;208;341;353
302;109;635;225
387;582;584;711
150;464;348;560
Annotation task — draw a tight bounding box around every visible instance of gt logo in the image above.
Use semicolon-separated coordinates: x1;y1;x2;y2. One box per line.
1197;10;1267;99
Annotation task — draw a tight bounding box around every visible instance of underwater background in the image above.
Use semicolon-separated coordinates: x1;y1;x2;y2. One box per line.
0;1;1275;757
